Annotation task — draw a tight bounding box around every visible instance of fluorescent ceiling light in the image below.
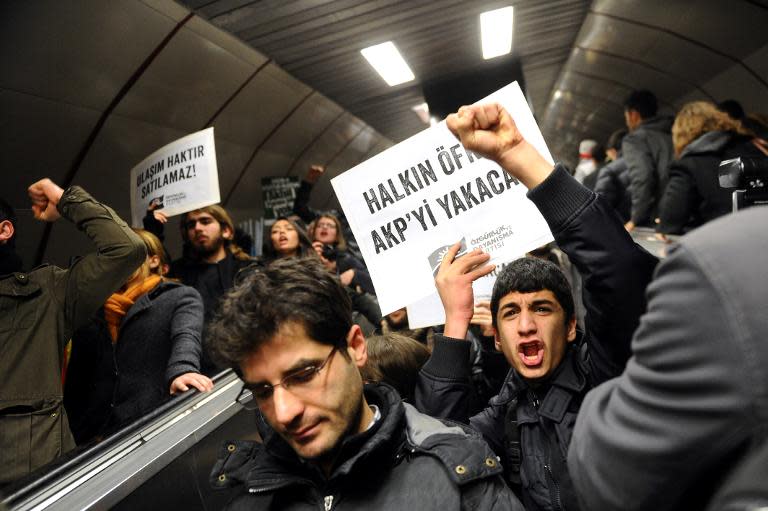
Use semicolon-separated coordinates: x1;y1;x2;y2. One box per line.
480;6;514;60
411;102;430;124
361;41;415;86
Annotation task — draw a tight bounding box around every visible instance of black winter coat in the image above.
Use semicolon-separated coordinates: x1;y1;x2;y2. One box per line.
415;166;658;511
622;116;674;225
594;157;631;222
210;383;524;511
65;281;204;443
657;131;764;234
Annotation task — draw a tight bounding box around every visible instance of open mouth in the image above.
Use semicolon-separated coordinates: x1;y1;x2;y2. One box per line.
517;341;544;367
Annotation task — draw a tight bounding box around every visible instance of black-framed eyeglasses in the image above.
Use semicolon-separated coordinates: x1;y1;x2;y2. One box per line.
241;347;338;404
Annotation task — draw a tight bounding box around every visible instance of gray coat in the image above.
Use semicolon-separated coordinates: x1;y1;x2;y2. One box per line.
65;281;204;443
211;383;524;511
568;204;768;511
622;116;674;225
0;187;145;484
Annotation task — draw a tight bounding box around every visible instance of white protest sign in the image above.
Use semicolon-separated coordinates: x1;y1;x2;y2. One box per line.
332;81;554;315
129;127;219;227
405;259;518;329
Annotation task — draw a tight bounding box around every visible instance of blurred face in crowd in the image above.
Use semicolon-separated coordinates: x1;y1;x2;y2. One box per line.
240;321;370;465
185;211;230;260
385;307;408;328
624;109;642;131
494;289;576;381
314;216;338;245
271;219;300;257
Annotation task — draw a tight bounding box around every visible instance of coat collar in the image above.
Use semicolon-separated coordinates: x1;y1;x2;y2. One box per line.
211;383;405;492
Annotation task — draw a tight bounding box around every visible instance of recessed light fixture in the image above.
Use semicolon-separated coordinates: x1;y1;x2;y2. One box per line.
480;6;514;60
361;41;415;86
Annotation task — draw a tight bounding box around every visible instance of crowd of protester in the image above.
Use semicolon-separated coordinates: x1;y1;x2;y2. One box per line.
1;89;767;511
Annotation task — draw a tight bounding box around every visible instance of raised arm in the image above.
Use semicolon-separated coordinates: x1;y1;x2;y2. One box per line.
29;179;146;335
448;103;658;383
292;165;324;224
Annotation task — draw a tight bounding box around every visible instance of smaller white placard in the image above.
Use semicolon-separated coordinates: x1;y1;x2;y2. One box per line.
130;127;219;227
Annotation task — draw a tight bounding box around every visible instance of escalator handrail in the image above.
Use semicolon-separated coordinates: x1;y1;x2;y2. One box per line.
2;368;239;505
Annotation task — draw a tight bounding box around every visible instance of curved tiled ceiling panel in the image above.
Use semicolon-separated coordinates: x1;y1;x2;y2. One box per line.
541;0;768;165
1;0;393;267
3;0;768;267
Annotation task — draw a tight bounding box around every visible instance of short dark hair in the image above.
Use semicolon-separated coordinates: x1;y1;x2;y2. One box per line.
623;90;658;119
207;257;353;369
0;197;17;246
607;129;628;151
717;99;745;121
360;333;430;402
491;257;575;328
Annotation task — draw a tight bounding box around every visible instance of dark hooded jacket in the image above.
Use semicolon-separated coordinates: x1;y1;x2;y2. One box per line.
594;157;631;222
415;166;658;511
210;383;524;511
622;115;674;225
657;131;764;234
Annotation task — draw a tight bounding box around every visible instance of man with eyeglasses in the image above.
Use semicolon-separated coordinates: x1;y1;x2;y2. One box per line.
206;258;524;511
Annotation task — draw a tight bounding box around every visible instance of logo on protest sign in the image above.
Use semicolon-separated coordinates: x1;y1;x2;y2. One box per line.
407;259;514;329
332;81;554;315
427;238;468;277
129;127;220;227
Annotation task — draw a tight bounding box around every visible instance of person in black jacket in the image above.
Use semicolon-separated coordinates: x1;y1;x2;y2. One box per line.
594;129;631;222
205;258;524;511
415;103;657;511
657;100;766;235
621;90;674;230
65;229;212;444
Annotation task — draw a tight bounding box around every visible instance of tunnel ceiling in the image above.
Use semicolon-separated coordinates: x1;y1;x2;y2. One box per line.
182;0;768;166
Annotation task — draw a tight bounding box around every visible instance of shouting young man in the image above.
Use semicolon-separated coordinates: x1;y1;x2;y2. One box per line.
416;103;657;511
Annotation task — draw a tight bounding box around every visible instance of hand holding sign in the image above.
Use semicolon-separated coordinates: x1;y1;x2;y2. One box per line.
446;103;554;190
28;178;64;222
332;81;554;315
435;242;495;339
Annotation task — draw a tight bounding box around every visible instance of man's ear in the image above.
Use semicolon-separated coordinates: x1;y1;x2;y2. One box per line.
0;220;14;243
346;324;367;368
222;225;233;241
566;316;577;343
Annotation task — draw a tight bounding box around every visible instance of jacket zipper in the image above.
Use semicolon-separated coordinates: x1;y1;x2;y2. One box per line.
528;389;540;408
544;464;563;511
324;495;333;511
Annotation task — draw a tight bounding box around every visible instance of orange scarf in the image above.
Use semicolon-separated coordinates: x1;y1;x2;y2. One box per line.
104;275;162;343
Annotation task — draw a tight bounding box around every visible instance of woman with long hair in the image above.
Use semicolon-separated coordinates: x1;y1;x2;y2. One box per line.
657;101;767;235
64;229;212;444
261;216;315;262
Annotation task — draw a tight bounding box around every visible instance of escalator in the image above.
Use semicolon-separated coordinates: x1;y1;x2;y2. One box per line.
2;371;256;511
